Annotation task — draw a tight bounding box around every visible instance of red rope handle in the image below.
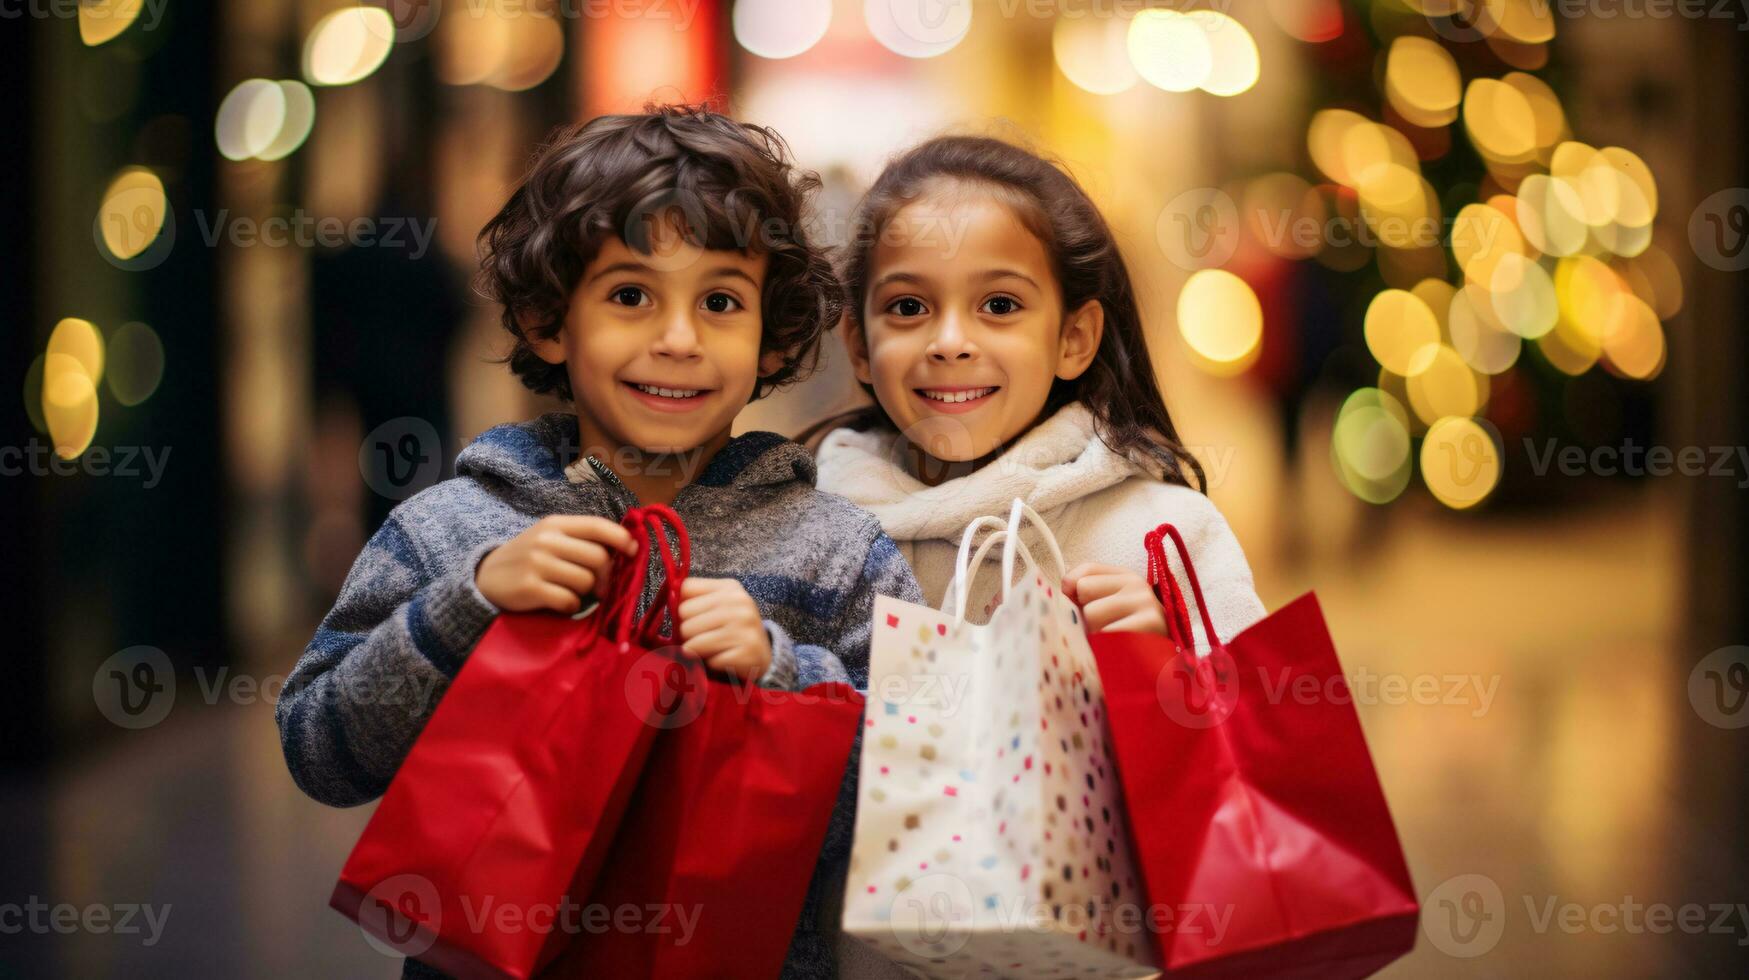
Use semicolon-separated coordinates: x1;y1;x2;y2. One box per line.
1143;522;1218;654
586;504;690;649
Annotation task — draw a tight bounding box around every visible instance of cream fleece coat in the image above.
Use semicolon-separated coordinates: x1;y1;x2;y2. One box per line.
815;401;1270;978
816;401;1268;648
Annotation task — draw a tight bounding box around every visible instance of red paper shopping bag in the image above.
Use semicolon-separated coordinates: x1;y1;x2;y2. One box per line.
331;505;693;980
1090;523;1419;978
540;639;866;977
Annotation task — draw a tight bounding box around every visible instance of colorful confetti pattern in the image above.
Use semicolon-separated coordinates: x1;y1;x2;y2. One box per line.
843;550;1158;978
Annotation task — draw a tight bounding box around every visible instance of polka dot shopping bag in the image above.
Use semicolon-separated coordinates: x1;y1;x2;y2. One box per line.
842;500;1159;978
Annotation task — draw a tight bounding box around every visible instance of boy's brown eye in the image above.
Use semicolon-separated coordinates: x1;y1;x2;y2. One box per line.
612;287;646;307
702;292;740;313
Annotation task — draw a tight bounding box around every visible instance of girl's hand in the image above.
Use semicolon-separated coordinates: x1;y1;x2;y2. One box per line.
676;578;772;682
1061;562;1168;636
475;516;638;614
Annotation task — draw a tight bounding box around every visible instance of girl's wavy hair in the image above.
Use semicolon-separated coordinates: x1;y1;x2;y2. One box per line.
475;104;841;401
807;134;1206;492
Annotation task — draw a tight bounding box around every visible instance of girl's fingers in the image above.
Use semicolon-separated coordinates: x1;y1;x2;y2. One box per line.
544;536;611;576
679;576;727;599
1079;593;1136;633
680;625;752;658
1069;573;1128;604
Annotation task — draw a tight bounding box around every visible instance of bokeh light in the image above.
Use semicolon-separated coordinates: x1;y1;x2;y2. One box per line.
215;79;286;161
1128;9;1211;93
1331;388;1413;504
96;167;168;261
865;0;971;59
735;0;832;60
106;322;166;407
1053;15;1138;96
1420;416;1501;510
1177;269;1263;375
304;6;396;87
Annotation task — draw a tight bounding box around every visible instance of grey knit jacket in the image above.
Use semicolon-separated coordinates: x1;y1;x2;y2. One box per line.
275;412;921;979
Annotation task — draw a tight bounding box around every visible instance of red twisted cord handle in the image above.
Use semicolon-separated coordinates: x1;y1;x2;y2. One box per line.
585;504;690;649
1143;522;1218;654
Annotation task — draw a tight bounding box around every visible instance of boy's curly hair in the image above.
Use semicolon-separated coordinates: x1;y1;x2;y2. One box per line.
475;104;841;401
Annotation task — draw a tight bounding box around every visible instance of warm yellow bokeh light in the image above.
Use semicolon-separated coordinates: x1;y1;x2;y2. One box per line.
257;81;317;161
1128;9;1212;93
1189;11;1260;97
1053;14;1139;95
42;353;100;460
79;0;144;46
1464;78;1538;164
733;0;832;60
1177;269;1263;374
304;6;396;87
1365;289;1441;376
97;167;168;261
1449;286;1524;375
47;318;105;387
1405;343;1482;423
1385;36;1461;128
1421;416;1501;510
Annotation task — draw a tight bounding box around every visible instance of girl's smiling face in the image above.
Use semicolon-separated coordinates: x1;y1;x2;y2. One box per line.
847;185;1104;465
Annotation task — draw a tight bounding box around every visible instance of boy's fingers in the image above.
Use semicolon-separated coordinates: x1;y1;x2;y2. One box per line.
535;582;588;615
544;536;611;576
547;515;638;554
677;606;738;640
534;553;597;598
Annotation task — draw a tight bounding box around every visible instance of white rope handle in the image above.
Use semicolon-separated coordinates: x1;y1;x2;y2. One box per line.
942;500;1068;623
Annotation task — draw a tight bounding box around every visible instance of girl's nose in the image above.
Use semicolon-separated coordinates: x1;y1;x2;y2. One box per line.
926;314;977;361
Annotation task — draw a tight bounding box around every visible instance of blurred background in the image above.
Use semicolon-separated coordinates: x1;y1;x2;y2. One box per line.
2;0;1747;976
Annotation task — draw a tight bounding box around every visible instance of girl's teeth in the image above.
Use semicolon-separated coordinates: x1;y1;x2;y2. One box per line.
634;384;702;399
921;387;995;404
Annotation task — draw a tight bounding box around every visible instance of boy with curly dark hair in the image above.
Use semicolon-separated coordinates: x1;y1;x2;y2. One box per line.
277;105;920;979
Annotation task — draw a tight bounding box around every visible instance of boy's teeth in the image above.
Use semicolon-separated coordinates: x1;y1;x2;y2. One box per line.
920;387;996;404
633;383;702;399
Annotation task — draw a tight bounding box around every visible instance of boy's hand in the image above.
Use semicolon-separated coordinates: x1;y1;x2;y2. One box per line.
675;578;772;682
475;516;639;614
1061;562;1168;636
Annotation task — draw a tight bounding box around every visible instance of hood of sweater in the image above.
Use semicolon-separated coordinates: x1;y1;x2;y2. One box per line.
815;400;1148;541
453;411;818;515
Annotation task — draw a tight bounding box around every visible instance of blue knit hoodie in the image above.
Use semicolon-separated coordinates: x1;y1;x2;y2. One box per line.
276;412;920;978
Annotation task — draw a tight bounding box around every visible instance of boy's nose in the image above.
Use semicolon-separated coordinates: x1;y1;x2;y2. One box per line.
652;313;704;358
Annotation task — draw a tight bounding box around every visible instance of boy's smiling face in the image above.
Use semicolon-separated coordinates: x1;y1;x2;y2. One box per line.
529;222;779;460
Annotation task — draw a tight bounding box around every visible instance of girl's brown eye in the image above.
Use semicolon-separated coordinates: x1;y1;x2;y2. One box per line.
984;296;1020;316
890;297;925;317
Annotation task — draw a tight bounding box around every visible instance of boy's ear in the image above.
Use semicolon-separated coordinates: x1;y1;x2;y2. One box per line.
517;309;567;365
841;315;875;385
1056;299;1104;381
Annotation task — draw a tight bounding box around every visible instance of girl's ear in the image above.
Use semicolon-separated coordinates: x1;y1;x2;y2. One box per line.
1056;298;1104;381
519;309;568;365
758;348;789;377
841;314;875;385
